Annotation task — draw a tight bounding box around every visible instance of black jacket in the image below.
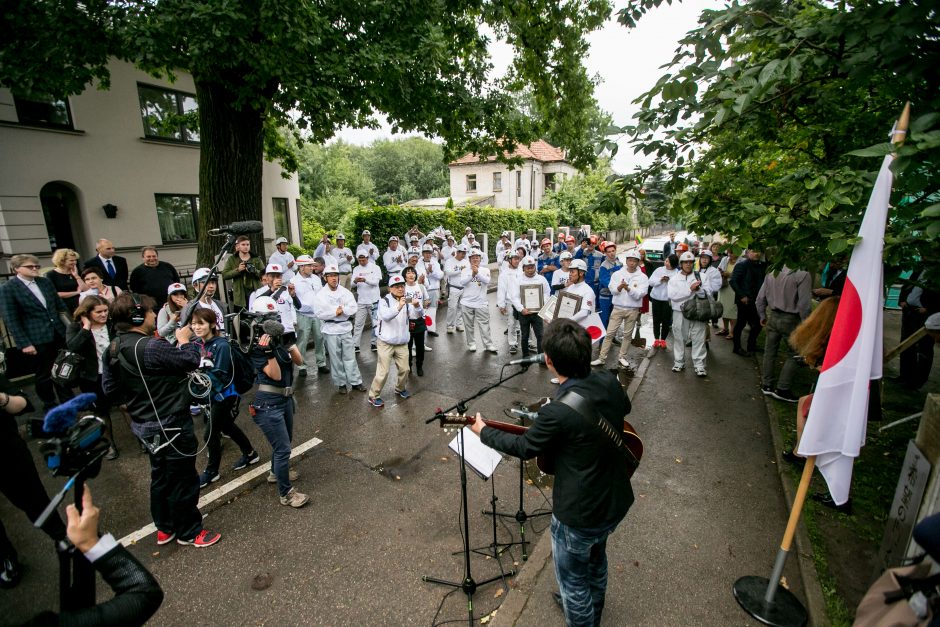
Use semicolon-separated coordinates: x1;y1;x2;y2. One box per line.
83;255;130;292
729;258;767;301
481;370;634;529
65;322;116;382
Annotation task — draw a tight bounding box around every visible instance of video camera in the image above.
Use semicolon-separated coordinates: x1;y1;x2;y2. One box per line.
38;393;109;477
231;310;285;352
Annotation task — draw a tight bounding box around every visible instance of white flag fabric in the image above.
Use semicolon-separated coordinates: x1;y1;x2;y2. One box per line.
578;312;607;344
796;154;891;505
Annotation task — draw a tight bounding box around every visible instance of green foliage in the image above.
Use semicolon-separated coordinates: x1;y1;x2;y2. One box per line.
350;206;557;255
615;0;940;280
301;194;360;240
297;141;374;202
286;243;306;258
361;138;450;204
299;208;327;250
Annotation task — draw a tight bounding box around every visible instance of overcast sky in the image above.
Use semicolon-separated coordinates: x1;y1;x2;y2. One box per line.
333;1;726;173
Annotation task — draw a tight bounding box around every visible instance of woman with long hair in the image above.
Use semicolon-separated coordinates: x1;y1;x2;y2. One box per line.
157;283;189;344
48;248;87;312
188;309;259;488
65;295;119;459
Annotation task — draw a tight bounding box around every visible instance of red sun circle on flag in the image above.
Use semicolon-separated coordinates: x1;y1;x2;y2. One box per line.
424;315;433;327
820;278;863;373
586;326;604;340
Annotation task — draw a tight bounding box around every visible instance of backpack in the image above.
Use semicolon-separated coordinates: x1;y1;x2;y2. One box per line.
227;339;255;395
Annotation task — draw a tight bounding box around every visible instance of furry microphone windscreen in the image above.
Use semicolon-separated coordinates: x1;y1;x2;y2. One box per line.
42;393;98;434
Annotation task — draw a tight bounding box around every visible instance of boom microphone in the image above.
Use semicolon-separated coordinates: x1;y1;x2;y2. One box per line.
209;220;264;236
261;319;285;339
42;393;98;434
507;353;545;366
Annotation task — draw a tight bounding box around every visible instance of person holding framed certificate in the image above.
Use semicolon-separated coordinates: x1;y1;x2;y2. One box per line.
511;256;551;360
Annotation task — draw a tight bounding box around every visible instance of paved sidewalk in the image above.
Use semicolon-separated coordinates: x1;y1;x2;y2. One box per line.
494;329;807;626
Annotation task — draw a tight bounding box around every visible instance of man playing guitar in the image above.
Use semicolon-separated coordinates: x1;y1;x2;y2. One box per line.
470;319;635;626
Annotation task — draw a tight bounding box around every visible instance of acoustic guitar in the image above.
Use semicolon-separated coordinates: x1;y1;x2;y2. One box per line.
438;412;643;478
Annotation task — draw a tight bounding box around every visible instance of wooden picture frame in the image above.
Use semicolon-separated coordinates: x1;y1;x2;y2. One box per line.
553;290;583;320
520;284;544;311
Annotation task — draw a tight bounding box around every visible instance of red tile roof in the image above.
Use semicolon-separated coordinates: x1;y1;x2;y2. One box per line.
450;139;567;165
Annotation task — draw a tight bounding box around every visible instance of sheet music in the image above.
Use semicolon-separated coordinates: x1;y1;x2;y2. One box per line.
448;427;503;479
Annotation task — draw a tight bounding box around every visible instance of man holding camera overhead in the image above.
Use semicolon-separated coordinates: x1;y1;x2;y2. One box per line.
222;235;266;310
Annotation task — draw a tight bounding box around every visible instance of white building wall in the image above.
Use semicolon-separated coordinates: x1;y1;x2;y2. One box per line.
450;159;573;210
0;59;299;272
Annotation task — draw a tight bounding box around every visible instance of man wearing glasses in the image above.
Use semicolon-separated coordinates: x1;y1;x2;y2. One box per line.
0;254;73;411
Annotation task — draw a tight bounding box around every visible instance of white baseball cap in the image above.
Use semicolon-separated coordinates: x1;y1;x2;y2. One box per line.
408;247;421;258
323;263;339;275
699;249;713;258
265;263;284;274
508;250;521;259
388;235;399;242
522;256;537;266
680;251;696;262
456;244;469;253
167;282;187;295
336;233;346;241
625;250;641;260
295;255;314;265
388;275;405;287
251;296;278;314
570;259;587;271
559;251;573;261
274;236;288;246
469;248;482;257
192;267;212;283
421;244;433;253
361;229;371;236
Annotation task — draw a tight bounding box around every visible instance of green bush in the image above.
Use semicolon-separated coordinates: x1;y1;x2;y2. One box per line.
287;243;307;258
351;205;559;256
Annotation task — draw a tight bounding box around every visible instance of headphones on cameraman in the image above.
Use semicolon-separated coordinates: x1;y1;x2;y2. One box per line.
129;293;147;326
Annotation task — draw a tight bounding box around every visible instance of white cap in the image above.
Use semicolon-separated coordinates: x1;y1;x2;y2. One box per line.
522;256;537;266
447;234;455;241
625;250;641;260
926;313;940;331
295;254;314;265
323;263;339;275
192;267;212;283
559;251;573;261
465;227;473;232
699;249;713;258
251;296;278;314
167;282;187;295
388;275;405;286
409;235;419;241
468;248;482;257
274;236;288;245
336;233;346;241
680;251;695;262
265;263;284;274
508;250;521;259
361;229;371;236
467;233;476;239
456;244;469;253
388;235;399;242
501;231;510;238
444;230;452;236
570;259;587;271
356;251;369;258
421;244;433;253
408;247;421;258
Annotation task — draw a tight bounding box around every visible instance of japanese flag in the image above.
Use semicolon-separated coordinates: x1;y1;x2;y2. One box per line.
579;313;607;344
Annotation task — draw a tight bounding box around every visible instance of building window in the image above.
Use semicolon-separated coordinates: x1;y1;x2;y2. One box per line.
155;194;198;243
492;172;502;192
516;171;522;198
13;96;73;129
466;174;477;193
545;173;557;192
138;84;200;143
273;197;291;241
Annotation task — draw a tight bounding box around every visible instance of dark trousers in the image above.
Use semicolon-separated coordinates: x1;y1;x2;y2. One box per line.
408;327;426;371
143;419;202;541
733;298;761;352
519;313;544;358
32;341;74;408
251;396;295;497
551;515;619;627
900;307;933;389
205;395;254;475
0;411;67;562
650;297;672;340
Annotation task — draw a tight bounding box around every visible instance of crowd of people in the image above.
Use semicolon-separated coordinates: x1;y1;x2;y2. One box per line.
0;225;936;625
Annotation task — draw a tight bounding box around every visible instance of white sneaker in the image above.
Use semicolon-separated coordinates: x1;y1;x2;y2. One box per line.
590;359;604;367
695;368;707;377
671;364;684;373
279;487;309;508
485;346;498;354
446;327;455;334
550;377;560;384
425;344;433;352
467;344;477;352
619;357;631;368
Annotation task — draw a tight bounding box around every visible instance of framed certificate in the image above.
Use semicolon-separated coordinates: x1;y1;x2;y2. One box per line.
539;295;557;322
520;284;544;311
554;290;583;320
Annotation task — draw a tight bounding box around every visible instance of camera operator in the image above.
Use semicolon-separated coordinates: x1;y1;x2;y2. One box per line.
247;297;309;508
0;381;67;588
27;486;164;625
222;235;265;310
102;294;221;548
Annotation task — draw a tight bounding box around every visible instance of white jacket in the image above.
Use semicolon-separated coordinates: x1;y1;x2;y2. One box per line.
351;263;382;304
420;259;443;291
291;273;323;317
383;247;406;274
559;281;595;322
313;285;358;334
698;265;722;297
648;266;676;301
456;266;490;309
609;268;648;309
510;273;550;313
667;270;705;312
497;265;521;309
376;293;410;344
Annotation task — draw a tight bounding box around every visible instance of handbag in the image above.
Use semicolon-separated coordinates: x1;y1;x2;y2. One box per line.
51;349;83;386
853;562;936;626
681;271;723;322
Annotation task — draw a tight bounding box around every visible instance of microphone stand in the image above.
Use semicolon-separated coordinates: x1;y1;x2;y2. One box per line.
423;364;531;625
180;232;238;327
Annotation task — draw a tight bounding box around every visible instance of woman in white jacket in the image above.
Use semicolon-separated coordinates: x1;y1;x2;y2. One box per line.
668;251;709;377
648;254;678;350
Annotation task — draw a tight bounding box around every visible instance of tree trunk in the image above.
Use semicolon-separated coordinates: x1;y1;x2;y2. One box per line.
195;79;265;267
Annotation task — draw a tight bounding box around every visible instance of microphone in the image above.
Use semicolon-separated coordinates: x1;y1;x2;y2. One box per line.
507;353;545;366
261;319;285;339
509;408;539;421
209;220;264;236
43;393;98;434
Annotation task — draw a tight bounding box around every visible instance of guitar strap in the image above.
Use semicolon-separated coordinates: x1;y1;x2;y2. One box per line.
555;390;640;473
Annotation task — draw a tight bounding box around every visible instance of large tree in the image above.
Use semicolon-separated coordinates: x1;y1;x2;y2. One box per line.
1;0;610;264
611;0;939;277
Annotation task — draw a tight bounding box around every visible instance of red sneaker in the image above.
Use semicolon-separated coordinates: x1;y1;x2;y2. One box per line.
156;530;176;545
177;529;221;548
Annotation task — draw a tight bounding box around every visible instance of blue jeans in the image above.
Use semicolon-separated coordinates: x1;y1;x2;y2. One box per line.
251;395;294;497
551;515;620;627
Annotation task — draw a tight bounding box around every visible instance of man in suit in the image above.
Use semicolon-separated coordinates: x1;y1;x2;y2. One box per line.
0;254;73;410
82;238;129;291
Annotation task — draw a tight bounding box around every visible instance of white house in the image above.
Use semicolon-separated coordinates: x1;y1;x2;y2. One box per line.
0;59;300;272
448;140;578;210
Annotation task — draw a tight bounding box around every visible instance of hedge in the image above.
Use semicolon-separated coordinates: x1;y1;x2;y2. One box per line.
349;205;560;256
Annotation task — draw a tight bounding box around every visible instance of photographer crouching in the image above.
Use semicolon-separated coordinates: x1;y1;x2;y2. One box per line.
102;294;221;548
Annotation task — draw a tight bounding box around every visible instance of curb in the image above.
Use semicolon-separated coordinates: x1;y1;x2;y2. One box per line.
491;346;656;627
762;390;831;627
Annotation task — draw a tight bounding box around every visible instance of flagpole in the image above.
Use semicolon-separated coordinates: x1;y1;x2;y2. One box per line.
763;455;816;603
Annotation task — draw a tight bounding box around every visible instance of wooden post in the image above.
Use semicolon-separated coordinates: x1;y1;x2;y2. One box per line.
908;394;940;559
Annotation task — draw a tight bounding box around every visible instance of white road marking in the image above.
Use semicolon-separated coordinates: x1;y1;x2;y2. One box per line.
118;436;323;547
